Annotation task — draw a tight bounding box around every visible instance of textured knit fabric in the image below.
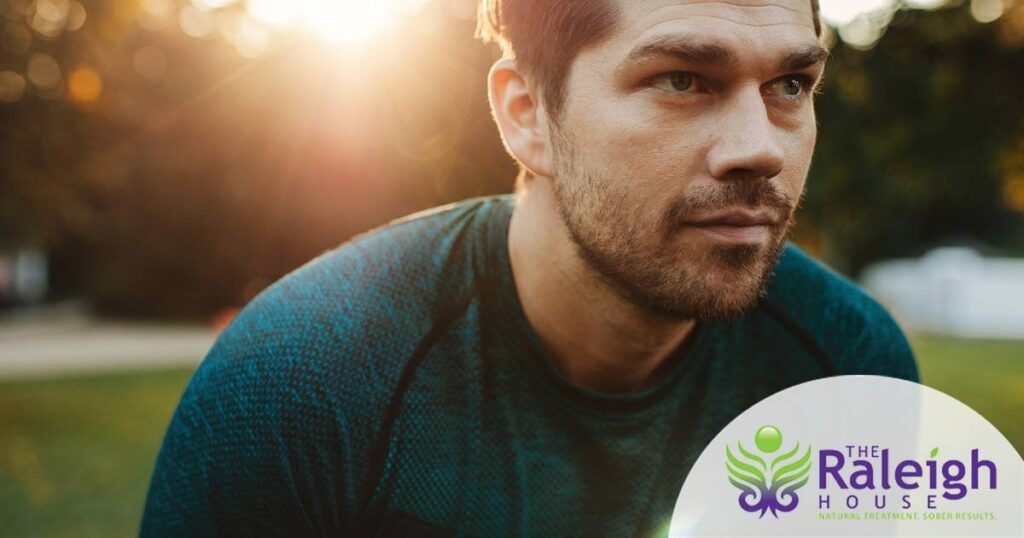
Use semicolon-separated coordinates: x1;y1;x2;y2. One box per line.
141;195;918;537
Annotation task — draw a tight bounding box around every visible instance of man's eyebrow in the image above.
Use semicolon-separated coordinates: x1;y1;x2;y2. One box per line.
617;36;830;75
619;36;740;72
779;44;831;72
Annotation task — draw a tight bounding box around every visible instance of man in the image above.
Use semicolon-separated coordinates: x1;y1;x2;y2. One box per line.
142;0;918;536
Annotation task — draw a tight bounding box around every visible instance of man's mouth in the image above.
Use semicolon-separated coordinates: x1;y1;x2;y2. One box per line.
684;210;777;243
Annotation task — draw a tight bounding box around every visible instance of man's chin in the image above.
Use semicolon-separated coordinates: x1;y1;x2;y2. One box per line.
640;289;762;323
710;243;765;271
648;243;784;321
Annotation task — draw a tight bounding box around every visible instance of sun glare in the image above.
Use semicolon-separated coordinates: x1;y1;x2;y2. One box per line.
245;0;428;43
818;0;950;26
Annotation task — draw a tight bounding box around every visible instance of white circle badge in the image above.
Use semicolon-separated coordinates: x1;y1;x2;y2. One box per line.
670;376;1023;537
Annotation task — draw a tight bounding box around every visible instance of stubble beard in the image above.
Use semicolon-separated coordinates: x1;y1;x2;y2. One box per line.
551;143;798;322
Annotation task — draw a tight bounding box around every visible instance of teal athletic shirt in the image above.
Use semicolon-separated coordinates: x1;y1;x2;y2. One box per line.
141;194;918;537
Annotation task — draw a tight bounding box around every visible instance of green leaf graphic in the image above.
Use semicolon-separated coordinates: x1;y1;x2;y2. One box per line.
770;440;801;471
726;462;763;490
738;441;768;471
930;447;939;458
773;444;812;487
726;446;766;487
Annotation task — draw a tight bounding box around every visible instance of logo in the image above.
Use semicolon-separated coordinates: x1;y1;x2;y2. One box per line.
673;377;1023;537
726;425;813;519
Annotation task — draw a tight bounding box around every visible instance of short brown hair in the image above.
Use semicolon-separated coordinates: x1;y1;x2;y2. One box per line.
477;0;823;120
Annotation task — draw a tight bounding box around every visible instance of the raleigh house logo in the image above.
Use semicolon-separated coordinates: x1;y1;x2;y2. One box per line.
724;425;1001;521
726;425;813;519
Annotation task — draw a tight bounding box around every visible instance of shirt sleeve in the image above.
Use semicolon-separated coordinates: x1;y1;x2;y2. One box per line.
140;331;352;537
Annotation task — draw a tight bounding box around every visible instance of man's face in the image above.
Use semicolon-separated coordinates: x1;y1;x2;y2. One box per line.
550;0;825;320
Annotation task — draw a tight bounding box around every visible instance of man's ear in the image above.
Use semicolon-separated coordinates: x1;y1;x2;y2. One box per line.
487;59;555;178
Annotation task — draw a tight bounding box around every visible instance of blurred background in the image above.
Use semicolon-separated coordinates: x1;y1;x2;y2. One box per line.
0;0;1022;535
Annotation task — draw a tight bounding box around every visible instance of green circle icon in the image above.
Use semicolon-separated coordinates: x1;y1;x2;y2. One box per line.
755;425;783;453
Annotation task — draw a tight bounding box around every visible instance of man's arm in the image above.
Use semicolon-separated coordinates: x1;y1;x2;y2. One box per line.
141;319;352;536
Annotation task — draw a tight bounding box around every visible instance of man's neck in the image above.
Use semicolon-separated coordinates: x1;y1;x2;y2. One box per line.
507;179;697;395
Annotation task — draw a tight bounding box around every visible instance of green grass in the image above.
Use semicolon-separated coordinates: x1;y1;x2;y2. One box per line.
0;336;1020;536
0;368;194;538
910;334;1024;456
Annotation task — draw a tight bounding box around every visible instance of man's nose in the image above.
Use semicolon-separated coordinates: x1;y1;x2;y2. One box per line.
706;87;785;182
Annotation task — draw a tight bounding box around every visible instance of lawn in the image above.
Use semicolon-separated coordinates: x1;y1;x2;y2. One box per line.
0;368;194;537
0;336;1020;536
910;334;1024;456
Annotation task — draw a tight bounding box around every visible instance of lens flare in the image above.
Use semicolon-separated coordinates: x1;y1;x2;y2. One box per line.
245;0;428;43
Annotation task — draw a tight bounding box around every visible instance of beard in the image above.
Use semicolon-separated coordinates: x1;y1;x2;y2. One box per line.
551;142;798;322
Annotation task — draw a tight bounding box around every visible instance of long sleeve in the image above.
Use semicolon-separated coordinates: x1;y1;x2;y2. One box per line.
140;330;351;537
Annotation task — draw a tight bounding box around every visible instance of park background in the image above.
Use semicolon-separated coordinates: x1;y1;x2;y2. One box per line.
1;0;1023;535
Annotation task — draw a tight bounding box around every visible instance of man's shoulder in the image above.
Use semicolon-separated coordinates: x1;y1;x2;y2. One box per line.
759;243;919;380
764;243;891;327
293;195;508;305
238;195;506;340
191;196;508;412
143;198;513;534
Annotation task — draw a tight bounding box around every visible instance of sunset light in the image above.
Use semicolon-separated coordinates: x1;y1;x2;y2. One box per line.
245;0;429;43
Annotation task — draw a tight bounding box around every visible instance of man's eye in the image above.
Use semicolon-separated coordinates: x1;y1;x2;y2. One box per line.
651;72;703;93
766;75;813;99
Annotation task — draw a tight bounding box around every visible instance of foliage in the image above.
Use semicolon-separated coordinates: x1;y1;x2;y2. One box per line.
805;3;1024;271
0;1;1022;317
